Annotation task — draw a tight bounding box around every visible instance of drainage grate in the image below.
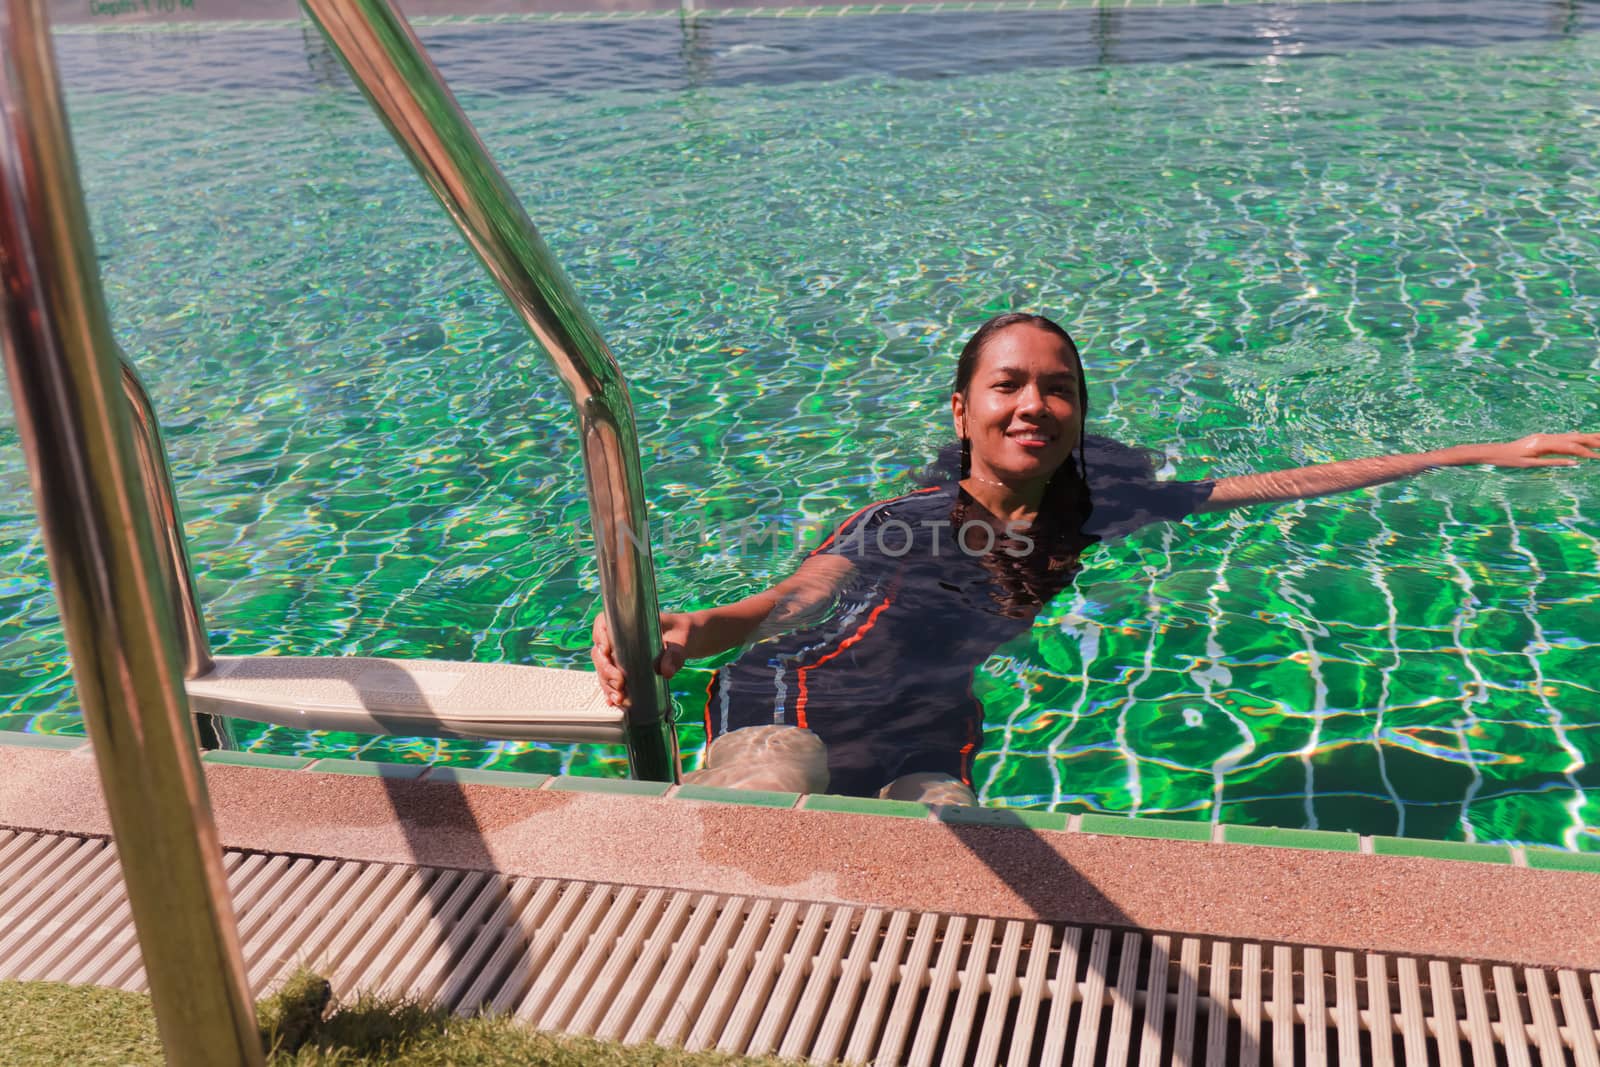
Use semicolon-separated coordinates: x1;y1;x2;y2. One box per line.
2;826;1596;1065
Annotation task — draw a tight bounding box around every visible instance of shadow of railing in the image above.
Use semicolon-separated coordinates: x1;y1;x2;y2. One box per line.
936;810;1262;1065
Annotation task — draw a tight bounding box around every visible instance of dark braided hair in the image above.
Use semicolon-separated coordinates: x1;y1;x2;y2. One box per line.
944;312;1096;615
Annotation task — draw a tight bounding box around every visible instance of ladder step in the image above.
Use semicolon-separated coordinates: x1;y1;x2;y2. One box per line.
185;656;624;742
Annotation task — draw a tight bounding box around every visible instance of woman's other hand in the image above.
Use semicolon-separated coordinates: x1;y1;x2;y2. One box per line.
589;612;694;709
1452;433;1600;469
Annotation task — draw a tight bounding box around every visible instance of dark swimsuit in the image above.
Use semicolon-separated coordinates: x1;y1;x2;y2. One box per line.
702;460;1215;797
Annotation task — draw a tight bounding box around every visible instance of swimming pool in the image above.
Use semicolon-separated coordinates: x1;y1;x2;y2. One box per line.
3;0;1597;848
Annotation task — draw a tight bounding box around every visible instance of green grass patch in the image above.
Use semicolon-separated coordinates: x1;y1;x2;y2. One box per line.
1;972;804;1066
1;979;164;1065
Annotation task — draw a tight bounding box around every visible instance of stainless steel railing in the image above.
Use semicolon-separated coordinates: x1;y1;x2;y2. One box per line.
299;0;678;781
12;0;678;779
120;357;238;749
120;359;214;681
0;0;680;1053
0;0;262;1060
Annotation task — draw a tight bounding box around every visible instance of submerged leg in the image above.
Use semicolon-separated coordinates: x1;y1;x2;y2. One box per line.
878;772;978;806
684;724;830;794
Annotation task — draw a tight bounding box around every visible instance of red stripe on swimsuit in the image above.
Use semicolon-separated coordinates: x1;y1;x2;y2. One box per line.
793;594;893;729
959;718;978;786
702;670;719;739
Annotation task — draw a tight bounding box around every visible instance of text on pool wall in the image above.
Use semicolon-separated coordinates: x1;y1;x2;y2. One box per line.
89;0;195;16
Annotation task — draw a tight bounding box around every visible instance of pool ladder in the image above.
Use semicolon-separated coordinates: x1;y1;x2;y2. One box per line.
1;0;685;1058
118;362;627;758
122;0;684;773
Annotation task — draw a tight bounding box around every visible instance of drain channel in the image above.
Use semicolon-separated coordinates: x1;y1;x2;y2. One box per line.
2;827;1595;1065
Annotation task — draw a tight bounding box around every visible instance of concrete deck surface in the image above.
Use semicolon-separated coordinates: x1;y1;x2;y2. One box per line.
1;745;1595;970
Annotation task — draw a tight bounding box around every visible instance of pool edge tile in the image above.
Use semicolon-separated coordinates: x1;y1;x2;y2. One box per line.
202;750;313;771
0;730;86;752
937;805;1068;832
1370;836;1514;865
1221;824;1362;853
424;766;551;789
673;783;800;809
802;793;930;820
1079;813;1211;842
307;758;426;780
549;775;673;798
1524;848;1600;875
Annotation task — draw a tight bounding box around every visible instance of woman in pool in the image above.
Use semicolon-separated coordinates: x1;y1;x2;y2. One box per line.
591;312;1599;803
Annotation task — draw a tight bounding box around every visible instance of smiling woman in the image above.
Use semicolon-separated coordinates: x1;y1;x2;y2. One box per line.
592;311;1600;802
951;314;1086;506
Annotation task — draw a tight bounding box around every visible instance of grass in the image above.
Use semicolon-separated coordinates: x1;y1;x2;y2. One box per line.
0;972;805;1066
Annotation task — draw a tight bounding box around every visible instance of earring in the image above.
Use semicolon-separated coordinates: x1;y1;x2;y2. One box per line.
959;437;972;478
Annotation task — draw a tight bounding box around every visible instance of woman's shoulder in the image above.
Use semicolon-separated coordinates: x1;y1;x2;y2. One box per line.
834;482;957;528
1080;437;1214;537
879;482;960;518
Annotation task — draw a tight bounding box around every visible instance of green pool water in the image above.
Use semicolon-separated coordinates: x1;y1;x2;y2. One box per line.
3;3;1598;849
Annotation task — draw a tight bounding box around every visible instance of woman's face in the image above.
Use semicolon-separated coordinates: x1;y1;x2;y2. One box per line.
951;324;1082;488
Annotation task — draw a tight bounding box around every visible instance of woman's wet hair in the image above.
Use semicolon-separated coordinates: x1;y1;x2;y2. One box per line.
936;312;1099;616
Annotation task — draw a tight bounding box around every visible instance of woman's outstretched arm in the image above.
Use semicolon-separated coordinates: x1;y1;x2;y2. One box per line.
1197;432;1600;513
590;552;855;708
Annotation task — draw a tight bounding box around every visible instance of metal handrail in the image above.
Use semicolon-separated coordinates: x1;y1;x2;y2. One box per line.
120;357;237;749
0;0;261;1060
9;0;678;777
299;0;678;781
120;358;213;680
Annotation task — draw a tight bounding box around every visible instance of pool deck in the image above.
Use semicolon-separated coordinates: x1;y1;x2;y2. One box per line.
2;739;1597;972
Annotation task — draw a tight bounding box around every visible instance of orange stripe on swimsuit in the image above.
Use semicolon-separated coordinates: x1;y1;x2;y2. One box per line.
959;718;978;786
794;594;892;729
701;670;719;739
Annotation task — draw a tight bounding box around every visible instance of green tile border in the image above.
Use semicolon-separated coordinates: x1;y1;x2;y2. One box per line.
48;0;1380;34
938;805;1068;832
674;783;800;809
1370;836;1513;865
549;775;673;798
1523;848;1600;875
802;793;930;820
202;750;313;771
307;758;426;780
0;730;86;751
1222;825;1362;852
1080;813;1211;842
12;727;1598;871
425;766;551;789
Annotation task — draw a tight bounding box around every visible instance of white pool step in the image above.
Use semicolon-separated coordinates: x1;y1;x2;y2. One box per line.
3;827;1597;1065
184;655;623;742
